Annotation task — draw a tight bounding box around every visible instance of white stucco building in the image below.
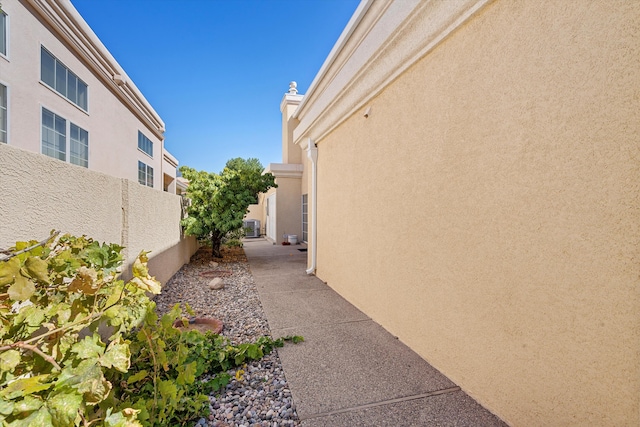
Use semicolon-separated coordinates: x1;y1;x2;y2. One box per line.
0;0;179;192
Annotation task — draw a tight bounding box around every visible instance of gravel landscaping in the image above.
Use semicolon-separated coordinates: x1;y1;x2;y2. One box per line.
153;245;300;427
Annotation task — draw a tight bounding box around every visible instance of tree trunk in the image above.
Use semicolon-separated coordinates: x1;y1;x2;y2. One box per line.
211;232;223;259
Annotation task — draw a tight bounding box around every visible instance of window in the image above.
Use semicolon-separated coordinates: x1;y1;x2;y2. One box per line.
42;109;66;160
41;47;88;110
0;83;6;143
41;108;89;166
138;131;153;157
70;124;88;167
302;194;308;242
138;161;153;187
0;11;7;57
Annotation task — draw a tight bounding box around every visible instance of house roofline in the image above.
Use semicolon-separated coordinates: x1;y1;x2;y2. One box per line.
291;0;373;121
292;0;492;146
27;0;166;139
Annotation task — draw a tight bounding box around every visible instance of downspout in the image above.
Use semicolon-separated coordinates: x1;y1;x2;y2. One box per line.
306;139;318;275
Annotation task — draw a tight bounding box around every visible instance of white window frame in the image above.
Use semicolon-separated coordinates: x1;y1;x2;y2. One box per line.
138;160;154;188
0;10;8;60
40;106;89;167
0;82;7;144
302;194;308;242
40;46;88;111
137;131;153;157
70;123;89;167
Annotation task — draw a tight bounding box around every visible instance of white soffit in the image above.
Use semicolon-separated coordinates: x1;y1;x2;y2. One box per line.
265;163;304;179
293;0;492;145
27;0;166;138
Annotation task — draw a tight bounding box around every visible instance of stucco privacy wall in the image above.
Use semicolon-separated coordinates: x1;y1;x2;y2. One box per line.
309;1;639;426
0;143;197;283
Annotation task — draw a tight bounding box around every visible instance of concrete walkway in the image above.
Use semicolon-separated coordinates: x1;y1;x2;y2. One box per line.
243;238;507;427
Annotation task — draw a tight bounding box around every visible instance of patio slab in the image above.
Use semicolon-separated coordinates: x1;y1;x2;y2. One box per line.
243;238;507;426
251;273;326;293
300;390;507;427
259;288;370;330
272;319;456;418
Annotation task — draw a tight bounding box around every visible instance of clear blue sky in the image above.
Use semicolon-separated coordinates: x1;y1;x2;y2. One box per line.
71;0;360;174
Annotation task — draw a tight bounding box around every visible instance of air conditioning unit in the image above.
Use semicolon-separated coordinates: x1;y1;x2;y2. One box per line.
243;219;260;238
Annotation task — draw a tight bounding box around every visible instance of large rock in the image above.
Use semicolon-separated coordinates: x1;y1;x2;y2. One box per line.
208;277;225;290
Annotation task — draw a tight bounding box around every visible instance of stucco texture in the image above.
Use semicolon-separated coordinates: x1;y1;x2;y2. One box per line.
0;143;196;284
0;143;122;247
313;1;639;426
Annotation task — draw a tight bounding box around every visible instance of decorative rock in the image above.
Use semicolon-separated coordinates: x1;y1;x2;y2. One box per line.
209;277;225;290
153;246;300;426
209;261;219;267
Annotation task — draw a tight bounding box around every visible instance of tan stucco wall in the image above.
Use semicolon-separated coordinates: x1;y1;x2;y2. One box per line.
282;109;302;165
274;176;302;242
313;1;639;426
245;204;262;223
0;143;197;284
3;0;165;189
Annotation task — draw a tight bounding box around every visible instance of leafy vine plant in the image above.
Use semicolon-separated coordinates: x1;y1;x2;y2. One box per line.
0;232;302;427
0;231;159;426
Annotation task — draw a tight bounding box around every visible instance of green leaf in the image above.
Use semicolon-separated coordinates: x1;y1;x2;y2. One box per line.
0;258;21;286
131;255;149;278
157;380;177;401
0;398;14;415
0;375;52;399
8;406;53;427
47;391;82;427
7;275;36;301
0;350;21;372
71;334;105;360
84;244;109;268
103;282;125;308
100;339;130;373
246;344;263;360
73;362;112;405
24;257;50;284
176;362;197;386
13;395;43;414
13;305;45;329
56;360;111;405
126;370;148;385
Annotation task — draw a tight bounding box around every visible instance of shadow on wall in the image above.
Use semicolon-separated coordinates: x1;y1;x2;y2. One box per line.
116;236;198;285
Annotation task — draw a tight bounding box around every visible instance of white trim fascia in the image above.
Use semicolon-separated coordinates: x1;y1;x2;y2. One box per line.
163;150;179;169
26;0;166;139
280;92;303;113
293;0;492;146
264;163;304;179
292;0;375;121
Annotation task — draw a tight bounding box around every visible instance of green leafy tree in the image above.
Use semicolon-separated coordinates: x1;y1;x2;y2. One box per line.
179;158;276;258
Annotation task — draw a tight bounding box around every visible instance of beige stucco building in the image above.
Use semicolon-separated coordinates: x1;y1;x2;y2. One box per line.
0;0;179;192
246;82;306;244
258;0;640;425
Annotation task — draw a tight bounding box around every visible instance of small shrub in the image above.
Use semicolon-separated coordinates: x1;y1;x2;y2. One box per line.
0;232;302;427
0;231;158;426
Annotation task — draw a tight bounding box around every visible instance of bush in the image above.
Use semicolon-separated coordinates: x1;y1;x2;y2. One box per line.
0;232;302;427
